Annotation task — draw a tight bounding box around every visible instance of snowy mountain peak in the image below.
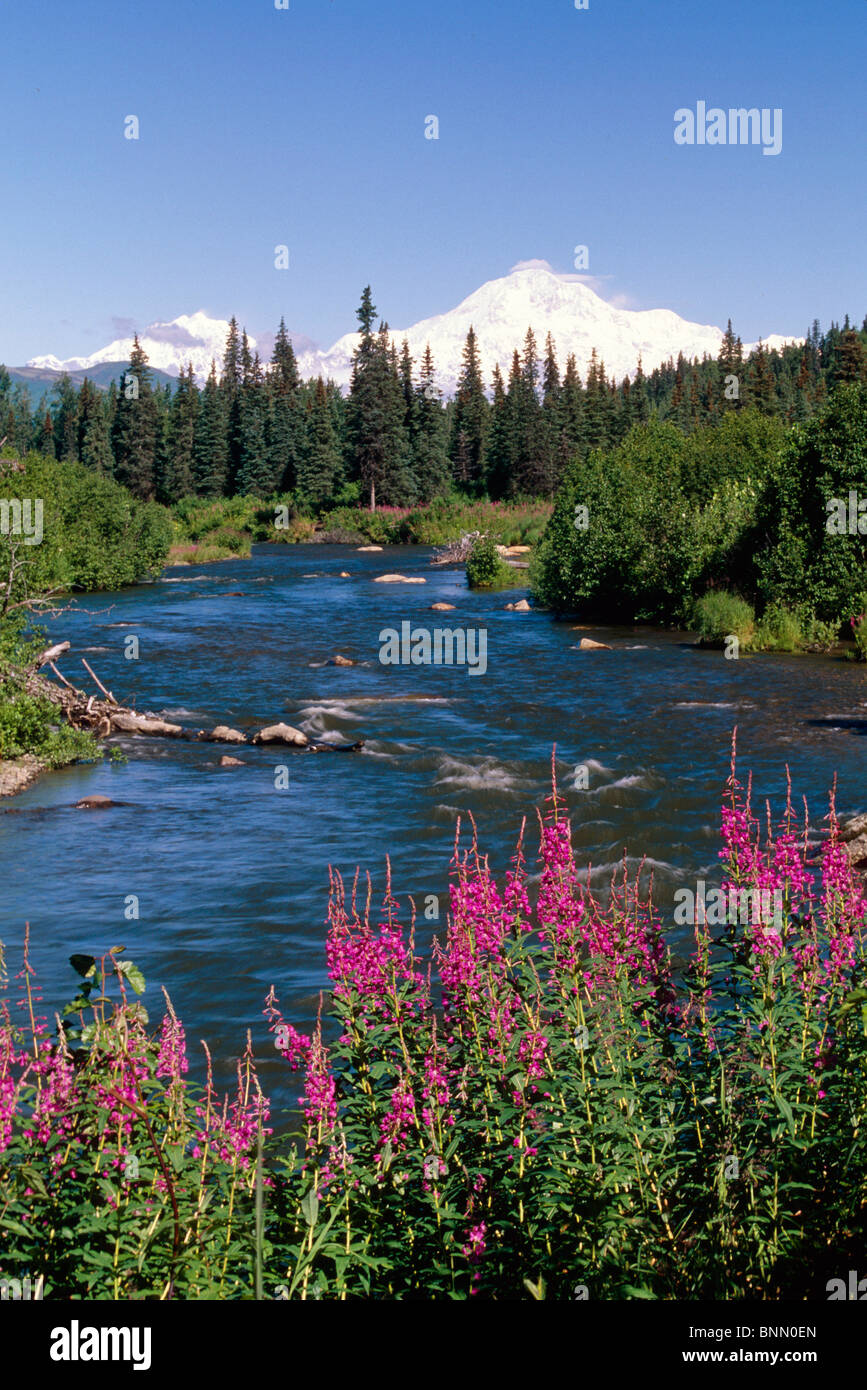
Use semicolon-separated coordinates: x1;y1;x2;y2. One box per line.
27;313;257;384
294;262;797;394
26;264;798;396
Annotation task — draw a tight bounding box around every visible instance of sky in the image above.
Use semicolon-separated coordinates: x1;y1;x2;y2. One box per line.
1;0;865;366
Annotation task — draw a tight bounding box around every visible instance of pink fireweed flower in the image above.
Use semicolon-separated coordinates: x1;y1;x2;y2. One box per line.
155;1009;189;1083
301;1027;338;1141
517;1029;549;1082
263;989;312;1072
378;1073;417;1157
462;1221;487;1262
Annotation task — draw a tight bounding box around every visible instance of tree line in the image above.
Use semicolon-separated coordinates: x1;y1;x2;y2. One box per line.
2;291;866;510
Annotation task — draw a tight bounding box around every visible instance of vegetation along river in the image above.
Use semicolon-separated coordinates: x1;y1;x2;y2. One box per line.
4;542;867;1112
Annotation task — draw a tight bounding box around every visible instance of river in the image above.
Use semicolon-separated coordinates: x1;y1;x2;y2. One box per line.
3;542;867;1111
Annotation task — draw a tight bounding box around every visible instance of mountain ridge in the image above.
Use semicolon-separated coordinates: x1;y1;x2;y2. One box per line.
22;263;799;397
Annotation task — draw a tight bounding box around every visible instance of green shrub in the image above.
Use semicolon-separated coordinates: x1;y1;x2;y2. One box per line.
465;536;512;589
751;603;804;652
690;590;756;647
0;616;100;767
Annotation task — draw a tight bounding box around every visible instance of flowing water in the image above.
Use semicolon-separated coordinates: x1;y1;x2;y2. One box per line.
3;543;867;1110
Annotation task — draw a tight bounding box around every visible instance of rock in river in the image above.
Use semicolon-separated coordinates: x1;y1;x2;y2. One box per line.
374;573;426;584
252;723;309;747
206;725;247;744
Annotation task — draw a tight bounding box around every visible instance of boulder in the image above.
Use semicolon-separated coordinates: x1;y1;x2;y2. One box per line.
357;545;383;552
578;637;612;651
207;725;247;744
252;723;309;747
506;599;532;612
219;755;245;767
328;654;355;666
430;602;456;611
75;795;118;809
339;571;351;577
840;812;867;842
374;573;426;584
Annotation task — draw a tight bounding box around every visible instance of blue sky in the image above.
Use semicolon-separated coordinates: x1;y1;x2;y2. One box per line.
1;0;864;365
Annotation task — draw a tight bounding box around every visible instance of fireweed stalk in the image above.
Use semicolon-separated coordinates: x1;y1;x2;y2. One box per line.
274;742;867;1300
2;740;866;1299
0;946;269;1300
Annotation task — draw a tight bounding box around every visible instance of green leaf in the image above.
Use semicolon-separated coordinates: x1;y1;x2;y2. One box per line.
300;1190;320;1226
116;959;146;995
69;953;97;979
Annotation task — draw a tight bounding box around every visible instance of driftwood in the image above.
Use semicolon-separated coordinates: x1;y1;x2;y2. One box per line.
14;643;364;753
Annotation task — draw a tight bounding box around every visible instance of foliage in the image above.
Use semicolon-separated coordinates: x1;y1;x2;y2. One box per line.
533;388;867;639
0;943;270;1299
465;536;512;589
0;451;172;605
4;753;867;1299
756;383;867;622
690;590;756;648
0;614;100;766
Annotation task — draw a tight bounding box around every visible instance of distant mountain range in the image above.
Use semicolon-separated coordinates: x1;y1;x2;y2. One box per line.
6;361;178;409
16;263;799;400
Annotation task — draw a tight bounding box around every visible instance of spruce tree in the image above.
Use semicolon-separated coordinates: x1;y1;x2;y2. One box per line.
194;361;228;496
266;317;303;492
561;353;586;459
236;351;271;495
746;341;777;416
158;363;198;501
221;317;244;492
35;406;54;457
832;329;867;386
51;374;79;461
345;291;412;508
448;327;488;491
112;336;158;499
484;363;511;498
297;377;343;507
411;344;450;501
77;378;113;472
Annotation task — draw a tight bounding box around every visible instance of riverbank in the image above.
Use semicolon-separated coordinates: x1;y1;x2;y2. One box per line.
169;494;552;563
0;753;47;797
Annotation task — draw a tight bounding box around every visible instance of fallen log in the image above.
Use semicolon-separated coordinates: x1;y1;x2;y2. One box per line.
110;711;184;737
34;641;71;670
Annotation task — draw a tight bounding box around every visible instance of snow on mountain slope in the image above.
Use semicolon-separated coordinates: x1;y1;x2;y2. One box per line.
27;312;255;385
27;264;798;395
298;263;796;393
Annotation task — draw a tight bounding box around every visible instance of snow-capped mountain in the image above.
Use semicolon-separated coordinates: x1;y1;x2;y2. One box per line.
27;312;253;385
295;263;797;393
26;262;797;396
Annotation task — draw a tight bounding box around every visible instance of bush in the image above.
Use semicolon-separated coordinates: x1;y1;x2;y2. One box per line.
0;451;172;600
690;590;756;647
751;603;804;652
465;536;512;589
756;383;867;621
0;614;101;767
